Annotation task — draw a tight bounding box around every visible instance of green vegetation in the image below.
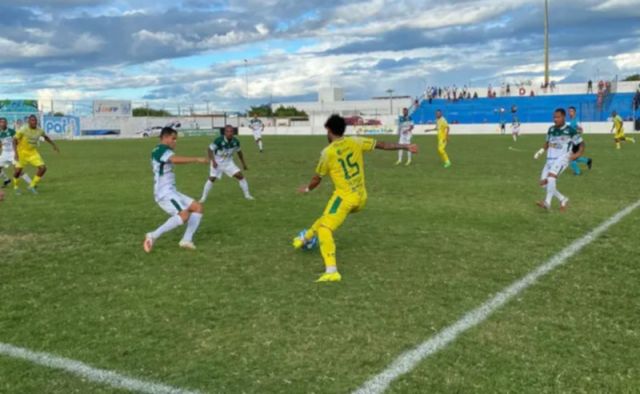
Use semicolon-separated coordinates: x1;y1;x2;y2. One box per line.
132;107;173;117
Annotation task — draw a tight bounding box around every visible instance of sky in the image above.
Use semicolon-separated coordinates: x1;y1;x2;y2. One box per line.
0;0;639;111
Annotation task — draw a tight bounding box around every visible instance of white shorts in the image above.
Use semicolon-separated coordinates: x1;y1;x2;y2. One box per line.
252;130;262;141
399;133;412;144
157;191;194;216
540;158;568;180
209;160;241;179
0;152;15;167
511;124;520;134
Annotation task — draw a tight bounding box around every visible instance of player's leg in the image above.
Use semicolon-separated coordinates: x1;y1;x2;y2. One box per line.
180;196;203;250
230;164;253;200
28;153;47;192
255;134;264;152
570;160;581;175
395;136;404;165
313;195;354;282
0;163;10;187
144;195;188;253
438;139;451;167
405;135;413;165
12;161;24;192
200;176;217;203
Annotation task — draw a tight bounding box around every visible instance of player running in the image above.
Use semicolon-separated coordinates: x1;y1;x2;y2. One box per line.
611;110;635;149
199;125;254;203
567;106;593;175
249;115;264;152
12;115;59;194
143;127;208;253
511;105;521;142
0;118;32;188
395;107;415;166
293;114;418;282
534;108;584;211
425;109;451;168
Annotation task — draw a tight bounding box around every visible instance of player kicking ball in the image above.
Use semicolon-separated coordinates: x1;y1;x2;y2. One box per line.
144;127;208;253
611;110;635;149
199;125;254;203
293;114;418;283
13;115;59;194
534;108;584;212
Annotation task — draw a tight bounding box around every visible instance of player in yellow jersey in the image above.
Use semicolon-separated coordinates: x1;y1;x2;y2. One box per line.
425;109;451;168
13;115;60;194
611;110;635;149
293;115;418;282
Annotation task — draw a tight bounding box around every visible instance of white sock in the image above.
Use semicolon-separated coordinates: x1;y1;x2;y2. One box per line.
22;173;32;184
0;169;8;181
553;188;567;203
407;151;412;161
150;215;184;240
326;266;338;274
398;150;403;161
545;177;556;207
238;178;251;197
181;213;202;243
258;140;263;151
513;134;517;142
201;179;214;202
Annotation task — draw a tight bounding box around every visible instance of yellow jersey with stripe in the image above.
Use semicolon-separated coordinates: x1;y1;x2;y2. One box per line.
613;115;624;134
15;126;45;155
437;117;449;140
316;137;376;197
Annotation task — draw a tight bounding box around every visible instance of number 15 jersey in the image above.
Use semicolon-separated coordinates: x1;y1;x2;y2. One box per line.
315;137;376;197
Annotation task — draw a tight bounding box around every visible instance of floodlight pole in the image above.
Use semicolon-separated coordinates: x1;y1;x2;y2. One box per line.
544;0;550;87
386;89;394;115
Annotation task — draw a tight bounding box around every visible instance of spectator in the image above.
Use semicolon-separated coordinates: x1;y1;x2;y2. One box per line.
473;92;478;99
530;90;535;97
633;90;640;111
587;80;593;94
506;83;511;96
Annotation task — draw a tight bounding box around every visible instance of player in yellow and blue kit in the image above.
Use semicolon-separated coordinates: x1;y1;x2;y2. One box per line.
13;115;59;194
425;109;451;168
293;115;418;282
611;110;635;149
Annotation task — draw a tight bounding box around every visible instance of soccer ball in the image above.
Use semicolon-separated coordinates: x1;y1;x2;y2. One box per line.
298;230;318;251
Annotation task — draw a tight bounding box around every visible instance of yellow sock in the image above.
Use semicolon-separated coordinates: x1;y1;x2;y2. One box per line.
30;175;41;188
317;226;337;271
12;178;19;189
616;142;621;149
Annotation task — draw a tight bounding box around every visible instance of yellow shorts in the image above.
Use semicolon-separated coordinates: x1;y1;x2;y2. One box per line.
16;150;44;169
614;132;625;140
318;191;367;232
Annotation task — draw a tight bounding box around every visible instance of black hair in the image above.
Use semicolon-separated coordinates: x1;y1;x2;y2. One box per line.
554;108;566;116
28;114;37;120
160;127;177;138
0;117;6;122
568;106;576;111
324;114;346;136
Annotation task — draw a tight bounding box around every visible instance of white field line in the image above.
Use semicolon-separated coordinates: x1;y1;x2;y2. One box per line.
0;342;201;394
354;199;640;394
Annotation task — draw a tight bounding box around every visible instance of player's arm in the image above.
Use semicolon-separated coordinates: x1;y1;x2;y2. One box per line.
375;141;419;153
207;147;217;168
43;135;60;153
534;142;549;159
570;142;585;161
168;156;208;165
237;150;248;170
13;136;19;162
298;174;322;194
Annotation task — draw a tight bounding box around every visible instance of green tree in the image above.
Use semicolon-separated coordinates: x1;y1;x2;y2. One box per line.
247;104;273;117
273;106;308;118
132;107;173;117
623;74;640;82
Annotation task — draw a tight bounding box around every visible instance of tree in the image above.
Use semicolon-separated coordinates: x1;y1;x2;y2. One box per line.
133;107;173;117
623;74;640;82
273;106;308;118
247;104;273;117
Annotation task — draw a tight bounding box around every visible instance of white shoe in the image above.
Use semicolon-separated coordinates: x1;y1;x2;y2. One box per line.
143;234;154;253
179;240;196;250
560;198;569;212
245;195;255;200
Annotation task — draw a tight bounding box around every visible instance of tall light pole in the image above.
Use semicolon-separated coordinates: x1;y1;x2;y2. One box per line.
544;0;550;87
244;59;249;102
386;89;394;115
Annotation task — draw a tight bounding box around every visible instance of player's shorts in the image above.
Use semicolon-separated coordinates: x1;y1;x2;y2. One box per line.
399;133;412;144
316;191;367;232
156;191;195;216
209;160;241;179
437;138;447;151
540;158;568;180
252;130;262;141
511;124;521;134
614;132;625;140
0;152;15;167
15;150;44;169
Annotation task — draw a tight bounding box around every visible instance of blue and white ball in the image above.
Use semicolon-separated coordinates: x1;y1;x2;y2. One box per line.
299;230;318;251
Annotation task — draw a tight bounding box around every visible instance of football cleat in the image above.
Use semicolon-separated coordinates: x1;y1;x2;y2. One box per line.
316;272;342;283
179;240;196;250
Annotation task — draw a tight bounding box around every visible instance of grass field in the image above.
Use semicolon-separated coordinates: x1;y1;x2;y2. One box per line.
0;133;639;393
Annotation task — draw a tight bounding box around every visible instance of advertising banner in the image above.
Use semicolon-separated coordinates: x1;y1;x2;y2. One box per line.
92;100;132;117
43;115;81;136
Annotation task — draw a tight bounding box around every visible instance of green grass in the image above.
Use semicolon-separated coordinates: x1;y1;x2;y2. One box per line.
0;133;638;393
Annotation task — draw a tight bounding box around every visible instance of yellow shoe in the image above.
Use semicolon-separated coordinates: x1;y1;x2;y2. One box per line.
316;272;342;283
405;160;412;166
394;160;402;166
292;237;305;250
